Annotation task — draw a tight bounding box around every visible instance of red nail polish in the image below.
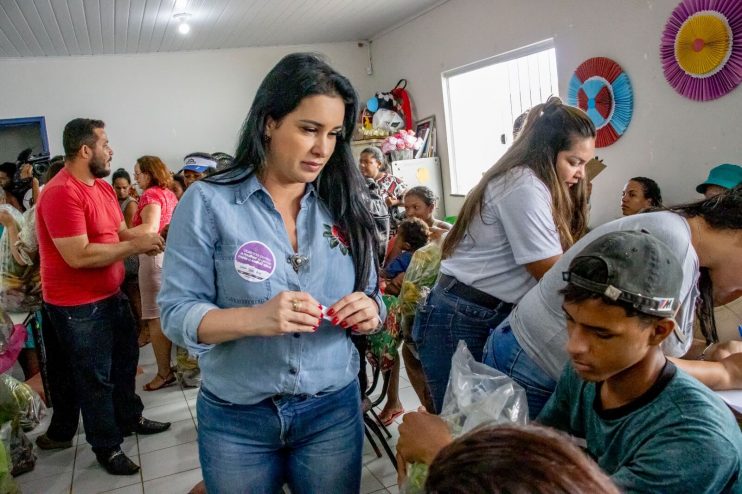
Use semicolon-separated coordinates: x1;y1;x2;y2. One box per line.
327;308;335;316
332;317;339;325
341;321;348;328
318;304;323;310
317;318;322;325
312;326;318;331
352;325;358;331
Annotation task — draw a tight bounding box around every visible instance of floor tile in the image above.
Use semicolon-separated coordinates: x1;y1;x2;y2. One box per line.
138;383;187;409
182;387;199;401
137;418;198;455
366;453;398;488
361;466;385;494
71;465;142;493
141;399;193;424
14;444;76;482
143;467;202;493
397;386;422;415
102;483;144;494
16;468;73;494
139;441;200;481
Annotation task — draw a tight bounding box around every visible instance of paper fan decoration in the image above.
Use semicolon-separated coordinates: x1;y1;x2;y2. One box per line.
660;0;742;101
567;57;634;148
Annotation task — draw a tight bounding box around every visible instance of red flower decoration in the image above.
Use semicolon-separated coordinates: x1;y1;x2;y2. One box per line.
331;225;349;247
323;224;349;255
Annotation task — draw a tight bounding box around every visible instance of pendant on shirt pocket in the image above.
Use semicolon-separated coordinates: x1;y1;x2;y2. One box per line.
234;241;276;282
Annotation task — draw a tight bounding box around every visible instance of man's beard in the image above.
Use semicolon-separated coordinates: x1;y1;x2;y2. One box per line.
89;155;110;178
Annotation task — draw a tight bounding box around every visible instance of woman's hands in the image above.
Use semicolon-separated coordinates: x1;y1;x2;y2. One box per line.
249;291;323;336
199;291;380;344
327;292;381;334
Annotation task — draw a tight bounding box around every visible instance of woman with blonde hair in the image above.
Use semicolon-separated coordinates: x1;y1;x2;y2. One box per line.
132;156;178;391
414;97;595;412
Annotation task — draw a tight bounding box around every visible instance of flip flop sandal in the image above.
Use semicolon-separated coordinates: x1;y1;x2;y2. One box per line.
379;408;405;426
143;372;177;391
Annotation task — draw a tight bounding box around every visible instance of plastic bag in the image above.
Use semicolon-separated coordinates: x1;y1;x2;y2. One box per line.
0;375;46;432
175;346;201;388
398;241;442;332
0;205;41;313
0;420;35;477
440;341;528;434
403;341;528;493
0;435;18;493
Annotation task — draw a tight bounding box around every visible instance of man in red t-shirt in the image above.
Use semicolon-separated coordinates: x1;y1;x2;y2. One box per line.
36;118;169;476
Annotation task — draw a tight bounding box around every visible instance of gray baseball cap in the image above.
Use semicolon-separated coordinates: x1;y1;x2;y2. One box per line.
562;230;683;317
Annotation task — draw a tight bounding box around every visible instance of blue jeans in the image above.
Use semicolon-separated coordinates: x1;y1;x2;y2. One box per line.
413;281;513;413
483;318;557;419
198;380;363;494
45;292;143;450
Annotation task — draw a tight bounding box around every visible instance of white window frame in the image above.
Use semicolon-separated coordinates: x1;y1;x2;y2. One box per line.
442;39;558;196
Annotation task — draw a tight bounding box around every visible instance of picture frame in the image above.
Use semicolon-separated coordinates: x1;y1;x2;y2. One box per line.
414;115;435;159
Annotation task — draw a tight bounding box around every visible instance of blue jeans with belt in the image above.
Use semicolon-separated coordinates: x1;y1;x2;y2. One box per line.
413;279;513;413
44;292;143;450
197;379;364;494
483;317;557;419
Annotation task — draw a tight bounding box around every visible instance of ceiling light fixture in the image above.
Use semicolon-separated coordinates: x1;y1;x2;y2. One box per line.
173;13;191;35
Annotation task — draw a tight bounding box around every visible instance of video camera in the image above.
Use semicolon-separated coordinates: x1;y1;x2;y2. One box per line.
15;148;51;180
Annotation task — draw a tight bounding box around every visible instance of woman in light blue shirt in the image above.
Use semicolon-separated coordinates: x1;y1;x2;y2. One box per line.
159;53;383;493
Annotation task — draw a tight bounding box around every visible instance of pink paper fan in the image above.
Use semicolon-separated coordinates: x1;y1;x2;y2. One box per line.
660;0;742;101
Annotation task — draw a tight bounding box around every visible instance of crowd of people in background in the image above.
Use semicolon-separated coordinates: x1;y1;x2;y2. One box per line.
1;51;742;493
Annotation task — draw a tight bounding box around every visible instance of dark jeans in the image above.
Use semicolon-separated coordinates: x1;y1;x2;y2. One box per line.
45;292;144;450
40;307;81;441
413;281;513;413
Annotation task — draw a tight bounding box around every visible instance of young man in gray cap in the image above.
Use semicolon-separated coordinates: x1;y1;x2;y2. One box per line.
396;231;742;493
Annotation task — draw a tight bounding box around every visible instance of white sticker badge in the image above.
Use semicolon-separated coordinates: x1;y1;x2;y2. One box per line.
234;241;276;282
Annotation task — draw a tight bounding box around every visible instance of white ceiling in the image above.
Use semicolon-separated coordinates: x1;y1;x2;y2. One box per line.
0;0;446;58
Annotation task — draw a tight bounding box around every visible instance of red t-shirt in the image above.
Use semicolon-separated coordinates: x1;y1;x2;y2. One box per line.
36;168;125;306
132;186;178;233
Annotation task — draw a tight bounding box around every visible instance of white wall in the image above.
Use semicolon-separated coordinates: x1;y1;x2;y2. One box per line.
369;0;742;226
0;42;374;175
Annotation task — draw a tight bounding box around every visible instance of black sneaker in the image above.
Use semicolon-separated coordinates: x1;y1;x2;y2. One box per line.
95;448;140;475
128;416;171;435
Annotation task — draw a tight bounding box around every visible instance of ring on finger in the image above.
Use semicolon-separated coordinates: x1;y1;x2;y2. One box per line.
291;299;302;312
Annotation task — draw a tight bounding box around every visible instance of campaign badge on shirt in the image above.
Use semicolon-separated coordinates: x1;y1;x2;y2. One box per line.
234;241;276;282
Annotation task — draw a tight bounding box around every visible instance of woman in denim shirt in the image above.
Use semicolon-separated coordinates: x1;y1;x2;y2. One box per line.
159;53;384;493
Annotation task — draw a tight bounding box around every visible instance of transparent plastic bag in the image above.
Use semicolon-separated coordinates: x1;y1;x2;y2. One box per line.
440;340;529;434
403;341;528;493
0;205;41;312
0;375;46;432
175;346;201;388
0;419;35;477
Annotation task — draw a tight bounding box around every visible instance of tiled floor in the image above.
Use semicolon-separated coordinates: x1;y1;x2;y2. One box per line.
16;345;420;494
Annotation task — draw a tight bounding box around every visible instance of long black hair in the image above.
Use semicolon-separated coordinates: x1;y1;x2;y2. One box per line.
669;186;742;344
207;52;378;293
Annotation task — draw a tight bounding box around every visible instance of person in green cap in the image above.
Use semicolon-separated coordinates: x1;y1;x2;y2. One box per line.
697;163;742;199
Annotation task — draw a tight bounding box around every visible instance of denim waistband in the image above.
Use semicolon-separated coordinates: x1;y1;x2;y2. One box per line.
438;274;513;311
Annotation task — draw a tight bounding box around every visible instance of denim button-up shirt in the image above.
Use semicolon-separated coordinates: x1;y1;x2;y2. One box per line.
158;173;383;405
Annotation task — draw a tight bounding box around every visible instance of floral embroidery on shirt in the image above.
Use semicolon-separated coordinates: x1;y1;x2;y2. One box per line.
323;224;349;255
